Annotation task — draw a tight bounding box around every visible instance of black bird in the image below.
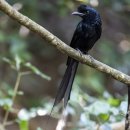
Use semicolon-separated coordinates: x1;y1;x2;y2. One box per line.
53;5;102;108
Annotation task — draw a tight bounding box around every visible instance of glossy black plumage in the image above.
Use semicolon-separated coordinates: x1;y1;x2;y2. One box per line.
53;5;102;109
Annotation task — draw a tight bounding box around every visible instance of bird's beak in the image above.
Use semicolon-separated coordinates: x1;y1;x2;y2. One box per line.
72;11;85;17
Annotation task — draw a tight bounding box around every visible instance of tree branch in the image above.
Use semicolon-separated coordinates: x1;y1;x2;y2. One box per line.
0;0;130;85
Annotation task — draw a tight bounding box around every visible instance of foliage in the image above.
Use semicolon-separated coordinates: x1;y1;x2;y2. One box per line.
0;56;51;130
0;0;130;130
64;81;127;129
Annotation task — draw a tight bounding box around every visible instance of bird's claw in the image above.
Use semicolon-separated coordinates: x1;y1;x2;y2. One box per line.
76;48;83;57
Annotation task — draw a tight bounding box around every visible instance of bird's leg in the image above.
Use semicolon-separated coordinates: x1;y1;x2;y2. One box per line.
75;48;85;63
75;48;94;63
76;48;91;59
76;48;83;57
87;54;95;63
87;54;92;59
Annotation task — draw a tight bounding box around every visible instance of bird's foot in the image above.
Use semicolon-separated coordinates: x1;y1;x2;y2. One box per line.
87;54;95;62
76;48;83;57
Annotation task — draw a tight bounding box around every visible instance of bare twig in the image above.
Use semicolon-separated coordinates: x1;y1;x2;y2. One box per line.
0;0;130;85
2;73;21;127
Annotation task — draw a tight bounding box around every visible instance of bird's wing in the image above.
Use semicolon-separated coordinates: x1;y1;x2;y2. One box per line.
95;23;102;39
67;22;88;65
70;22;88;48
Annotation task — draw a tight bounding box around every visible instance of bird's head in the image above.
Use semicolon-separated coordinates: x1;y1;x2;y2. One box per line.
72;4;100;21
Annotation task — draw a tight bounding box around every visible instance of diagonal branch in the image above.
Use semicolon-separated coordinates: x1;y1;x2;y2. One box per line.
0;0;130;85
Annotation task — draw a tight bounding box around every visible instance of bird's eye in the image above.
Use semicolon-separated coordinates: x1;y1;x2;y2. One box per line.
85;11;89;15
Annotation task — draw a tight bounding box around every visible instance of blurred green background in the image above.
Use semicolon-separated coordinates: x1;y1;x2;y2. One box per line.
0;0;130;130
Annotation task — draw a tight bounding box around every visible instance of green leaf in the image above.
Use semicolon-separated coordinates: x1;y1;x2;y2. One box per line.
99;113;110;122
24;62;51;81
19;120;29;130
108;98;121;107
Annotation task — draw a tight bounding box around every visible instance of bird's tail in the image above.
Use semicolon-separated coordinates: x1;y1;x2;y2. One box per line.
54;59;78;109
